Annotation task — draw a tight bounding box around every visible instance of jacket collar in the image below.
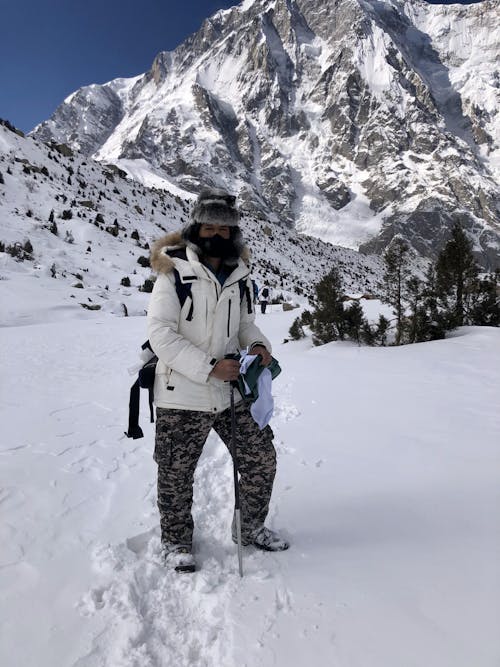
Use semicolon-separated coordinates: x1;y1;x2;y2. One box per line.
183;246;250;285
151;230;251;285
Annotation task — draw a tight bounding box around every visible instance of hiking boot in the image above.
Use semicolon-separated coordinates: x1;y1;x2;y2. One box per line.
162;543;195;573
251;526;289;551
234;526;289;552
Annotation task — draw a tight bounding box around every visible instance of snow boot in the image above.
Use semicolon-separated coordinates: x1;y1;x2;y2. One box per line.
234;526;289;552
162;543;195;573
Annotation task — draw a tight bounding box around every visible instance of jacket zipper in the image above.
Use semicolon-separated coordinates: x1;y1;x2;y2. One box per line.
164;367;173;390
227;299;232;337
186;295;194;321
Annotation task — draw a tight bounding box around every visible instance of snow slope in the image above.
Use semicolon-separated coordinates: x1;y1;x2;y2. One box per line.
0;123;385;318
1;307;499;666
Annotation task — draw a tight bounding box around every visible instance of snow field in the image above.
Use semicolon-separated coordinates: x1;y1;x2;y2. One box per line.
1;307;499;666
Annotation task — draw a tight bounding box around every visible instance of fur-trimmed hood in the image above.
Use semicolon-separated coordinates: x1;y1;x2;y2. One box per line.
150;230;251;275
150;232;184;275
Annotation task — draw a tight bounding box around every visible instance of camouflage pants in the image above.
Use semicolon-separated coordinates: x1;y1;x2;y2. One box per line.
154;401;276;546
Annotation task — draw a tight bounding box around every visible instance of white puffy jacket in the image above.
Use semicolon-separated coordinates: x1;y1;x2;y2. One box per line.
147;232;272;413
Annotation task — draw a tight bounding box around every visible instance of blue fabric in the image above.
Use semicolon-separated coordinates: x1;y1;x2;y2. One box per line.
202;261;231;286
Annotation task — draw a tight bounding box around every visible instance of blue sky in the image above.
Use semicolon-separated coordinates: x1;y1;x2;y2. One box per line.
0;0;484;133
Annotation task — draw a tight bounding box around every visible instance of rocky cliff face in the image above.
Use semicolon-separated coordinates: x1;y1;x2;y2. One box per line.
32;0;500;268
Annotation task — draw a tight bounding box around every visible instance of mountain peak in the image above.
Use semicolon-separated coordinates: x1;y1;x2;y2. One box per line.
30;0;500;268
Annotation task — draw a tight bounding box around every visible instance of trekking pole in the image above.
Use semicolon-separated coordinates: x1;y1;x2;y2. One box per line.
230;383;244;577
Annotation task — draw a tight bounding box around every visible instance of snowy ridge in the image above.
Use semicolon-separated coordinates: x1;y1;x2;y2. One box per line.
0;124;384;325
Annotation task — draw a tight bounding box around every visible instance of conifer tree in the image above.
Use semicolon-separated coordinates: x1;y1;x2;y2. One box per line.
360;321;376;346
343;300;364;343
435;223;478;327
382;236;410;345
468;272;500;326
420;264;447;340
375;314;391;346
404;276;423;343
310;267;346;345
288;317;305;340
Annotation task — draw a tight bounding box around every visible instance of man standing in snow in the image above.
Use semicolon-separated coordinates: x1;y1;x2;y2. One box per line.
147;187;289;572
258;283;271;314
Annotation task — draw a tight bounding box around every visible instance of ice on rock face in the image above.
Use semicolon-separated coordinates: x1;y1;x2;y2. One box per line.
29;0;500;267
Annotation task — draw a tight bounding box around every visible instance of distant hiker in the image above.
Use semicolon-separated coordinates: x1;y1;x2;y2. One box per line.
259;283;271;314
147;187;289;572
252;279;259;305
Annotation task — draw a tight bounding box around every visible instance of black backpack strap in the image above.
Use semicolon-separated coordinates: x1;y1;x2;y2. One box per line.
173;268;195;321
245;283;252;314
148;387;155;423
125;378;144;439
173;268;194;306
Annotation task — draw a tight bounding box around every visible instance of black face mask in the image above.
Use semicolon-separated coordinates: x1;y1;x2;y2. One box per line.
199;234;236;258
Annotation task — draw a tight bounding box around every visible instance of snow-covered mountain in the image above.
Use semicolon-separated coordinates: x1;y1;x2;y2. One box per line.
0;122;383;324
32;0;500;268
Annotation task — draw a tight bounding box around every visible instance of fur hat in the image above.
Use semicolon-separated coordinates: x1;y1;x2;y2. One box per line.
191;187;240;226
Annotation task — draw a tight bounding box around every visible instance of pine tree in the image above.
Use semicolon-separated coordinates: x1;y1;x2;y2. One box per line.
360;320;376;346
300;310;313;326
288;317;305;340
375;315;390;346
359;315;391;347
382;236;410;345
343;300;364;343
420;264;447;340
468;272;500;326
404;276;423;343
435;223;478;327
310;268;346;345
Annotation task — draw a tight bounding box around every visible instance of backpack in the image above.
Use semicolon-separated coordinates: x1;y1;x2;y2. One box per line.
125;269;253;439
125;341;158;439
